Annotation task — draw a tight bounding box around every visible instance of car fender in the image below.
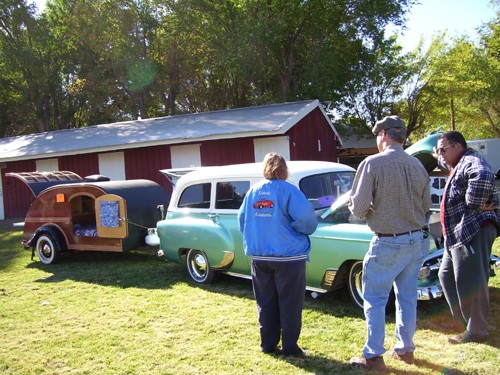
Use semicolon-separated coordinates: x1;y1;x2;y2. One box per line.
156;217;236;268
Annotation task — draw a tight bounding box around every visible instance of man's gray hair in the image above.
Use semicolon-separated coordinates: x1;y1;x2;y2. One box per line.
385;127;406;144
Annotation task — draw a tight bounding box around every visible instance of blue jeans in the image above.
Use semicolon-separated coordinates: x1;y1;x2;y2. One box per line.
362;232;429;358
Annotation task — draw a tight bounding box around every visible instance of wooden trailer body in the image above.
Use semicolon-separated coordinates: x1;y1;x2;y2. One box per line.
6;171;170;264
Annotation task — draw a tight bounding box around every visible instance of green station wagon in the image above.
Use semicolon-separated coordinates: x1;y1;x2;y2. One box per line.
156;134;456;309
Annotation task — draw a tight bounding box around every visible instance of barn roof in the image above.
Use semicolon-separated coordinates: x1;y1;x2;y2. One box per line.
0;99;341;162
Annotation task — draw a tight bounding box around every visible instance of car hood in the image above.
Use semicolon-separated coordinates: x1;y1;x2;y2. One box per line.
323;132;441;217
404;133;442;174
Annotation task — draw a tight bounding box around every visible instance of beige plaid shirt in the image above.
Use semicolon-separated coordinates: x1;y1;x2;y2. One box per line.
348;145;431;234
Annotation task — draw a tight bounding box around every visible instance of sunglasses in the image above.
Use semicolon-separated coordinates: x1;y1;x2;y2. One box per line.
433;144;453;154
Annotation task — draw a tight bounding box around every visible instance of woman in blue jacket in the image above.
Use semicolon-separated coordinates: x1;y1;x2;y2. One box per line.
238;153;317;357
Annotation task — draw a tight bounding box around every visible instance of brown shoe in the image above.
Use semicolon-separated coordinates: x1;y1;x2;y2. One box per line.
350;354;387;371
448;330;488;344
390;350;414;364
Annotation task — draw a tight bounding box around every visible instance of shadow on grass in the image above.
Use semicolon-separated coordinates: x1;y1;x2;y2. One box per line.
28;248;189;290
24;246;367;318
270;352;471;375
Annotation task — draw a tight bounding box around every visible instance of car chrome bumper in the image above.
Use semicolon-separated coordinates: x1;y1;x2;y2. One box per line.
417;284;443;300
491;253;500;268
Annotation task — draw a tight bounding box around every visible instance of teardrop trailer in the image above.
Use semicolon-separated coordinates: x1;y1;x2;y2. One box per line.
7;171;170;264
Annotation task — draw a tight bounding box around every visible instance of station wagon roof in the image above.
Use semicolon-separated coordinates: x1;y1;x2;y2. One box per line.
161;160;355;188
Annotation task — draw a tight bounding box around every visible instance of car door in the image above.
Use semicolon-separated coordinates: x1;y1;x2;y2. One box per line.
212;180;252;275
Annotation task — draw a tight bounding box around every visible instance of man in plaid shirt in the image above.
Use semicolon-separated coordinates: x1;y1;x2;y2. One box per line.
436;131;499;344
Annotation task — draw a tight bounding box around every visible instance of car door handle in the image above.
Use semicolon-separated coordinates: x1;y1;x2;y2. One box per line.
208;213;219;223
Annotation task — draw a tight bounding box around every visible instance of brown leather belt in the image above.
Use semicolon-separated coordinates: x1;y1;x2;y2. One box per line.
377;229;422;237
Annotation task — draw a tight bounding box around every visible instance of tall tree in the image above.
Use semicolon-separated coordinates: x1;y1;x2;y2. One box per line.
405;30;500;140
0;0;62;135
1;0;419;135
338;36;409;133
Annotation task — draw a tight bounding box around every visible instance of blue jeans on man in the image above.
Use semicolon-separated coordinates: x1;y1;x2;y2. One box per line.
362;232;429;358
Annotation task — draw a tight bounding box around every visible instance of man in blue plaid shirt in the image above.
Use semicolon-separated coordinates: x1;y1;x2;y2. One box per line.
436;131;499;344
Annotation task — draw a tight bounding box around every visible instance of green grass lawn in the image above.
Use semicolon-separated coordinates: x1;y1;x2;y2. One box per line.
1;227;499;375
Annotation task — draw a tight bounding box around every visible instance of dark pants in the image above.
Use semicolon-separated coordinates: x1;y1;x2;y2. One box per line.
251;259;306;355
438;225;497;336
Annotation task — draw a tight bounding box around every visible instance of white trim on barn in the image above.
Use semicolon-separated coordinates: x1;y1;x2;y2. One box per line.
36;158;59;172
171;144;202;168
253;136;290;161
98;152;126;180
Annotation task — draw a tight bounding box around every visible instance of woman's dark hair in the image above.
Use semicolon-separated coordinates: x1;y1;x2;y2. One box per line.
263;153;288;180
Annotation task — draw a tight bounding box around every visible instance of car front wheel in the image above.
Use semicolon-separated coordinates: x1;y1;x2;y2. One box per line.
348;261;364;309
35;233;60;265
186;249;215;283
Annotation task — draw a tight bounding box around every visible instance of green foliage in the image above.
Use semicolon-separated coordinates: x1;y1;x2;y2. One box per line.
399;9;500;141
0;1;498;141
1;0;417;133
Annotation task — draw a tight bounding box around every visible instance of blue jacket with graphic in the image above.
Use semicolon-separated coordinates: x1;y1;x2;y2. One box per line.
238;179;318;260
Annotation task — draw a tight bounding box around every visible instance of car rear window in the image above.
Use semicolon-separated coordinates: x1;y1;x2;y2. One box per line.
178;183;211;208
215;181;250;210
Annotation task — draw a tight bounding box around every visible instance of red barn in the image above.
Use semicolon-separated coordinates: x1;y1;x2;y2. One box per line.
0;100;343;219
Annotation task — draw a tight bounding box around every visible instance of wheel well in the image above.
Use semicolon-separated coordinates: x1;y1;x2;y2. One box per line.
330;260;359;290
33;226;67;252
178;248;189;258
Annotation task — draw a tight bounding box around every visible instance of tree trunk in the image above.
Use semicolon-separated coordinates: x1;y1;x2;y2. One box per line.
483;108;500;137
450;98;456;130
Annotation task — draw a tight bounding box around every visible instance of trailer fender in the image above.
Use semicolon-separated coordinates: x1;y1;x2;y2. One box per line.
25;225;67;260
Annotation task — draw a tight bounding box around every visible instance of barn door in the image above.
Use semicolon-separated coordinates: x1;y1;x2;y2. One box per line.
95;194;128;238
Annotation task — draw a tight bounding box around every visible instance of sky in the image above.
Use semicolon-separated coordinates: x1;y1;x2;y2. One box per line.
31;0;497;51
394;0;498;51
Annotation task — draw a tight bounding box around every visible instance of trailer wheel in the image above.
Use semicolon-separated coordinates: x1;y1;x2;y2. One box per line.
186;249;215;283
35;234;60;265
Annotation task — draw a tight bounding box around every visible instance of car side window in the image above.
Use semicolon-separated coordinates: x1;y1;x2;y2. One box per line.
215;181;250;209
178;183;211;208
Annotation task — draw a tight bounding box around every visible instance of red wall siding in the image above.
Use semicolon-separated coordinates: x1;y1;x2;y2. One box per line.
2;160;37;218
200;138;255;166
59;154;99;178
124;145;172;193
287;107;339;161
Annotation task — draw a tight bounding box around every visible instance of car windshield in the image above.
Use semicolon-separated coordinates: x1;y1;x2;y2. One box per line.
299;171;355;210
313;189;367;224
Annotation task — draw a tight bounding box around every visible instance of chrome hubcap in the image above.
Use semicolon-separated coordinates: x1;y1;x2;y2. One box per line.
192;253;206;277
41;243;52;257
